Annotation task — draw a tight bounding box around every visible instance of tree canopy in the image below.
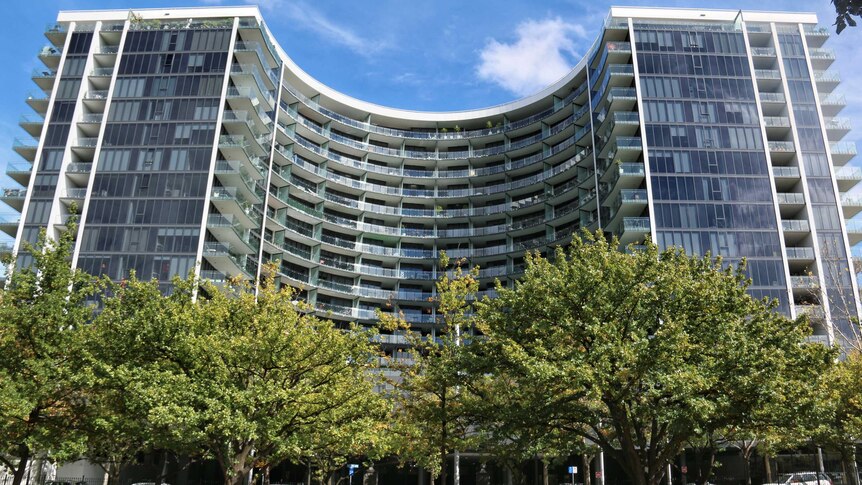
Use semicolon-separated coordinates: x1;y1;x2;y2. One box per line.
87;267;390;485
0;223;102;485
463;233;833;485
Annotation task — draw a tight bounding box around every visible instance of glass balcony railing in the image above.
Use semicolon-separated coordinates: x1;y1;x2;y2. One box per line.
286;140;587;200
73;137;99;148
80;113;103;123
841;195;862;207
796;304;826;321
759;92;786;103
622;217;650;232
814;71;841;83
619;189;648;203
12;137;38;151
772;166;800;178
790;275;820;288
762;116;790;128
785;247;815;260
808;47;835;60
750;47;775;56
846;219;862;233
90;67;114;77
768;141;795;152
84;90;108;100
38;46;61;58
281;78;594;141
746;24;771;33
755;69;781;80
830;141;857;156
825;117;851;131
2;188;27;199
45;22;67;36
62;188;87;199
835;166;862;180
777;192;805;205
31;68;56;79
819;92;846;106
803;25;830;36
782;220;810;232
66;162;92;174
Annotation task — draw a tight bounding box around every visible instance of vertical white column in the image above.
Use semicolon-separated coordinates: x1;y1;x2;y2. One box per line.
798;22;862;336
12;21;76;255
772;22;834;337
627;17;657;242
71;19;131;270
193;16;240;287
739;18;795;317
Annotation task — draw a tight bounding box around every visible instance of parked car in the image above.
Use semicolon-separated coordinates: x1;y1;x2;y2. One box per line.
764;472;834;485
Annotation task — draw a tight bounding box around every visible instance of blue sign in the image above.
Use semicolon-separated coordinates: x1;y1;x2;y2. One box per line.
348;464;359;476
568;466;578;474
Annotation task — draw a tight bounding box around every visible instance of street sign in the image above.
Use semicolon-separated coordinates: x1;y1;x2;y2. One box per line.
568;466;578;474
348;464;359;476
681;466;688;474
595;472;602;479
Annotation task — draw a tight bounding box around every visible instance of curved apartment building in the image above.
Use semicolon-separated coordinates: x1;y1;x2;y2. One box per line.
5;6;861;346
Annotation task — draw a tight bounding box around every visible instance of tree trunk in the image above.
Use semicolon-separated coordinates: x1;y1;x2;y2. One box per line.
159;451;170;484
543;461;549;485
583;455;592;485
10;445;31;485
741;447;752;485
842;445;860;485
764;455;773;484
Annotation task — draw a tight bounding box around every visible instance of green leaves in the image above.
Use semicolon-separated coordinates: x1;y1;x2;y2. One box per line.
458;232;832;485
88;266;389;485
0;221;102;484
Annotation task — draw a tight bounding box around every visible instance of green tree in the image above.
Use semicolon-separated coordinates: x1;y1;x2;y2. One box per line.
814;351;862;485
90;266;389;485
469;233;832;485
0;223;102;485
379;252;478;485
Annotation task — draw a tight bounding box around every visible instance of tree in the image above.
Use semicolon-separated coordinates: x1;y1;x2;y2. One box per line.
89;266;389;485
0;222;102;485
814;350;862;485
833;0;862;33
379;252;478;485
468;232;833;485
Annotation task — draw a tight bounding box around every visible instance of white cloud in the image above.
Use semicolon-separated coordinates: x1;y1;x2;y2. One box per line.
476;17;585;97
247;0;388;55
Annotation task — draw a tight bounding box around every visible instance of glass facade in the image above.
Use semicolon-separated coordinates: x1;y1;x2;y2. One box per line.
778;27;856;337
3;8;858;346
78;27;230;291
20;32;93;268
634;22;790;314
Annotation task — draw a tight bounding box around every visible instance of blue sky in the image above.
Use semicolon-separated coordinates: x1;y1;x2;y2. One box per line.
0;0;860;206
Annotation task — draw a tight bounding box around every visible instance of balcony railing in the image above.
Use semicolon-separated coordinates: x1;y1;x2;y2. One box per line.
785;247;815;260
768;141;795;152
782;220;810;232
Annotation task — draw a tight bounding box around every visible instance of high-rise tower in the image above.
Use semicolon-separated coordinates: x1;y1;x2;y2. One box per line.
5;6;859;346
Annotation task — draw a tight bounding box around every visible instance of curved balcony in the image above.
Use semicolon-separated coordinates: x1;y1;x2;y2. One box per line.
6;161;33;186
202;242;254;279
279;80;592;142
1;188;27;211
291;149;584;201
280;108;588;163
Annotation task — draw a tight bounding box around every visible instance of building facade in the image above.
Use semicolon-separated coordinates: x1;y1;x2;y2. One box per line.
5;6;860;346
